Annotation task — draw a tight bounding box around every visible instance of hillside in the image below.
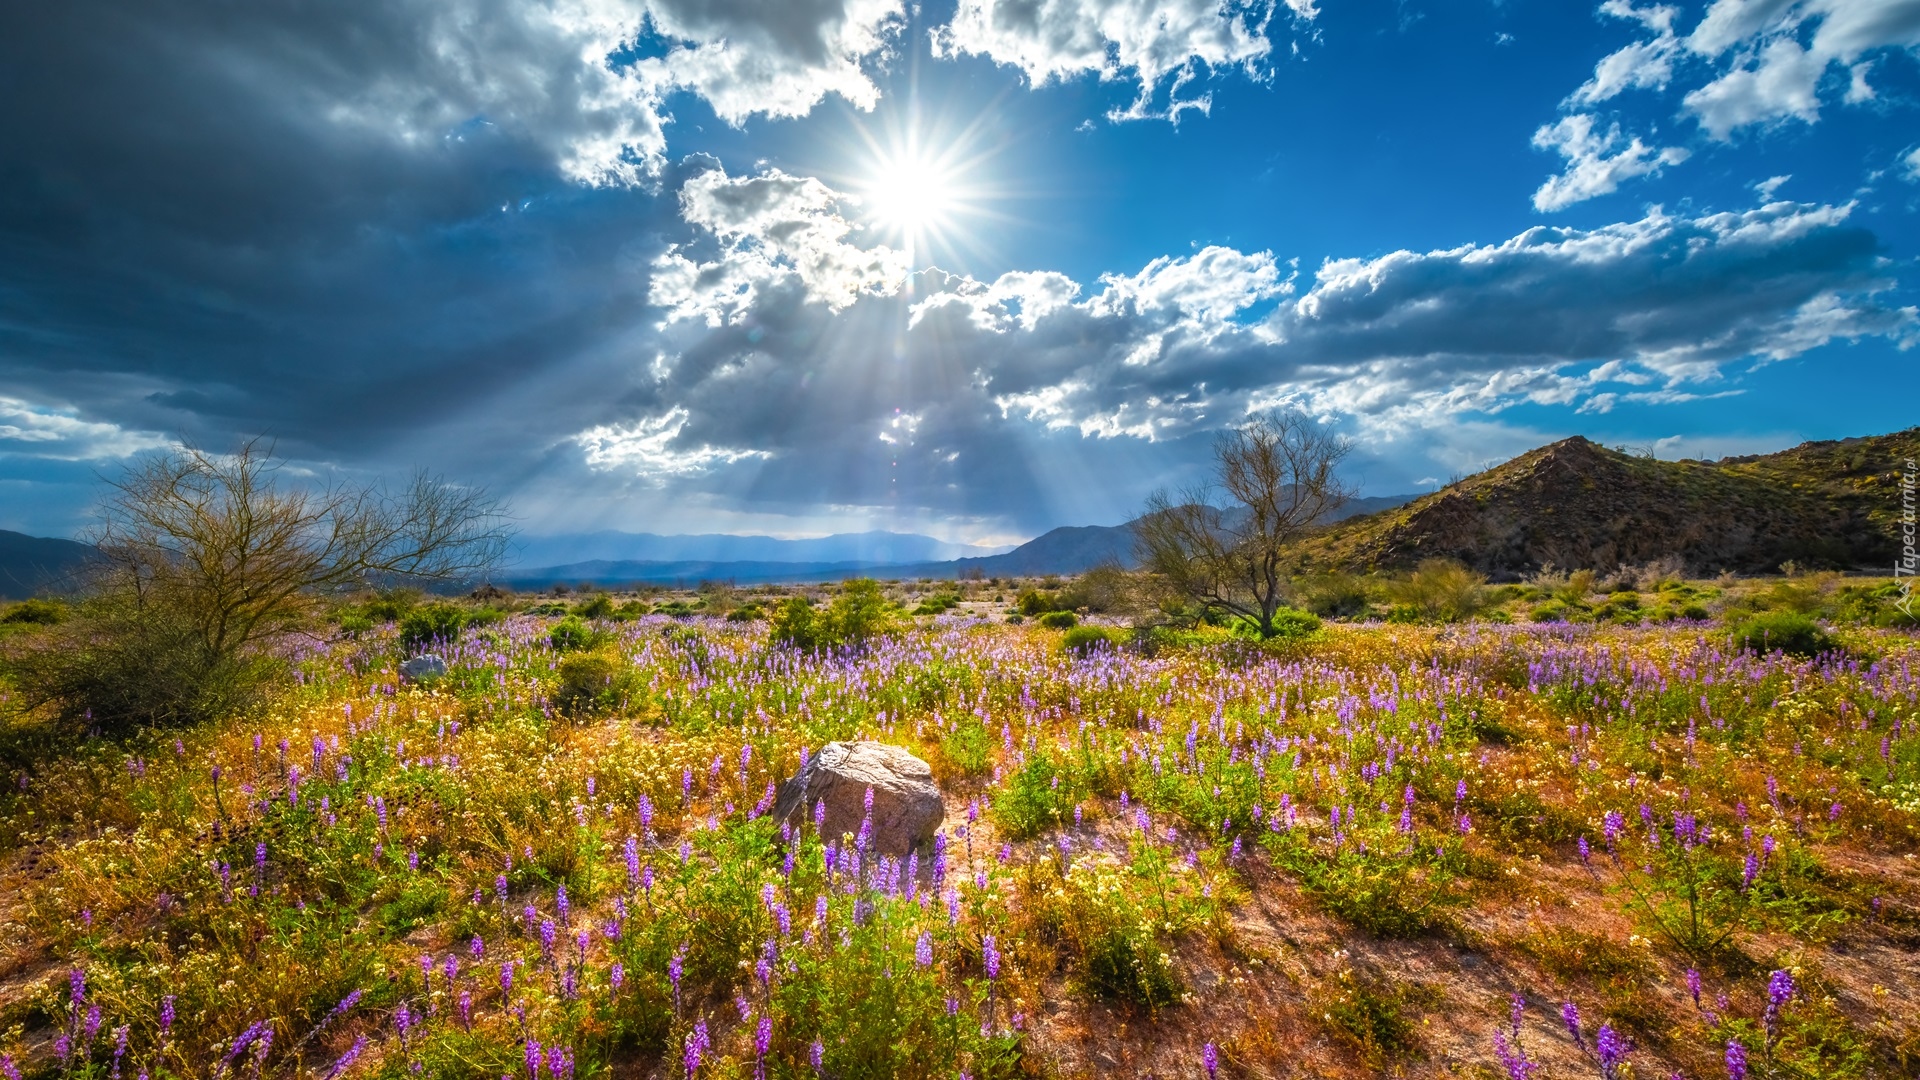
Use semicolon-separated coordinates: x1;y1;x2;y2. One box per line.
1300;428;1920;578
0;529;96;598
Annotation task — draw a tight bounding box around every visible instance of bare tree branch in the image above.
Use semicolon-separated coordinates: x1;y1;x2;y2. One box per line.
1132;412;1353;638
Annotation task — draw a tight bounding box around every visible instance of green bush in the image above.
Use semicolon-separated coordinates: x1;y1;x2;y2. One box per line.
362;588;422;623
725;602;764;622
1731;611;1835;659
614;600;651;620
1062;625;1120;654
1262;607;1321;640
572;594;615;620
551;651;637;716
4;592;275;730
399;602;471;650
1530;601;1569;623
1386;559;1489;622
0;598;68;625
549;616;598;652
1037;610;1077;629
991;754;1075;840
1298;571;1373;618
769;597;823;650
770;580;895;651
911;593;960;616
337;612;375;636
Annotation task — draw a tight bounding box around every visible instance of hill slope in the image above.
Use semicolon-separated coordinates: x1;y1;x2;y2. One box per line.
1302;429;1919;578
0;530;97;598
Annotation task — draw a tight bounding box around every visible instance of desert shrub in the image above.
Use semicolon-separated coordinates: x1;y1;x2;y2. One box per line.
726;602;764;622
770;580;895;651
1386;559;1489;622
548;616;598;652
1731;611;1834;659
613;599;651;620
654;600;697;618
992;753;1077;839
336;612;375;636
1260;607;1321;640
572;594;615;619
1016;590;1062;617
1314;970;1429;1067
362;587;423;623
4;591;276;729
1298;571;1373;618
911;593;960;616
551;651;638;716
399;602;469;650
937;719;994;777
1062;625;1120;655
1037;610;1077;629
1;599;67;626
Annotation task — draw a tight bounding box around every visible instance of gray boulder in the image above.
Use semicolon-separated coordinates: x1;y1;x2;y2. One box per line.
774;741;944;857
400;654;449;681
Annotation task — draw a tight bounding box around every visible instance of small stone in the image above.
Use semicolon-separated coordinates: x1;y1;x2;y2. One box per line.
773;741;944;858
400;654;448;681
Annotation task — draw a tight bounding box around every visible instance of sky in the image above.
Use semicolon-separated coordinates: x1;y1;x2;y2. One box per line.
2;0;1917;545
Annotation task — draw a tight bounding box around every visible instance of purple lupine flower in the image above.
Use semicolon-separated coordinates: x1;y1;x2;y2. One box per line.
444;954;459;983
669;947;685;1008
810;1040;824;1073
755;1015;773;1078
1725;1039;1748;1080
556;883;569;925
471;935;485;959
1602;810;1624;847
1491;1030;1536;1080
1577;836;1591;865
1595;1024;1626;1078
1743;852;1759;890
916;931;933;968
1202;1042;1219;1079
458;991;472;1030
1765;969;1795;1043
1560;1002;1582;1048
1686;968;1701;1007
982;935;1001;980
322;1036;366;1080
540;919;556;963
1509;992;1525;1035
159;995;175;1035
682;1030;702;1078
1;1054;17;1080
525;1040;543;1080
500;960;514;994
611;962;624;991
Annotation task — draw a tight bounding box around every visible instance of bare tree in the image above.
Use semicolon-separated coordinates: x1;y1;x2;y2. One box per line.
1133;412;1353;638
9;437;512;729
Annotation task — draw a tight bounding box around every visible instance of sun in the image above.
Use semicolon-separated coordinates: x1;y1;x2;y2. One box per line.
865;155;957;233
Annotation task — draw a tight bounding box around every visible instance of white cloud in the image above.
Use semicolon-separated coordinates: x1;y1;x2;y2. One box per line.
1678;0;1920;140
1530;114;1689;211
651;163;911;325
574;406;771;478
1904;146;1920;181
1683;37;1826;139
0;397;172;460
930;0;1285;121
1569;1;1682;104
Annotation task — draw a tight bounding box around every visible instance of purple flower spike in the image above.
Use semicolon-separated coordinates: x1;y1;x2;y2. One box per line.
1595;1023;1626;1079
1725;1038;1748;1080
1560;1001;1581;1048
1203;1042;1219;1079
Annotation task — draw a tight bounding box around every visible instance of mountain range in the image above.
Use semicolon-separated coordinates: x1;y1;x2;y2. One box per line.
6;428;1912;596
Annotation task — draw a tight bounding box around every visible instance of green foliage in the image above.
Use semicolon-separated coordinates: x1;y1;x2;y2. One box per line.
1259;607;1321;640
1385;559;1489;622
551;651;638;717
992;753;1077;840
572;593;615;619
2;590;276;729
362;588;422;623
725;602;764;622
1061;625;1122;655
548;616;598;652
770;580;895;651
0;599;67;625
911;593;961;616
398;602;483;650
1037;610;1077;629
1016;590;1063;617
1731;611;1835;659
938;718;995;777
1297;571;1374;618
1314;970;1428;1067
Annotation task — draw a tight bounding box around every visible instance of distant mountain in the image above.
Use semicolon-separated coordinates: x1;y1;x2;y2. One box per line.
509;530;1011;569
938;493;1422;578
0;530;98;598
1298;429;1920;579
503;558;897;587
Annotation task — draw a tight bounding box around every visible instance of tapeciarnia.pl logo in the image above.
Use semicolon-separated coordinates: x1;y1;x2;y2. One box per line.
1898;457;1916;617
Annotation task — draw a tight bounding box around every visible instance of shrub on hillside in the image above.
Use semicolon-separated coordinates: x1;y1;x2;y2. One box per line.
1298;571;1374;618
1386;560;1489;623
1731;612;1834;659
549;616;598;652
573;594;615;620
0;599;67;626
1062;625;1121;655
770;579;896;651
551;651;639;717
1037;611;1078;629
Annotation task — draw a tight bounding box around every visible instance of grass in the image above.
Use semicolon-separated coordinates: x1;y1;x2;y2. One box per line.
0;594;1915;1078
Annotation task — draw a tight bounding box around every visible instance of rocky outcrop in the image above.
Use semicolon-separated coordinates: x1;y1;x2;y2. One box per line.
400;654;448;681
773;741;944;857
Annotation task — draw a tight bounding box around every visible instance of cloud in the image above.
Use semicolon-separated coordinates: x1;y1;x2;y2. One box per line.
1531;115;1690;211
651;162;911;325
0;397;171;461
575;406;772;478
563;188;1913;529
1569;1;1682;104
931;0;1286;121
634;0;905;125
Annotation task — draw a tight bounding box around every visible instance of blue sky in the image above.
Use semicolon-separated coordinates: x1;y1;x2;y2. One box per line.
1;0;1917;544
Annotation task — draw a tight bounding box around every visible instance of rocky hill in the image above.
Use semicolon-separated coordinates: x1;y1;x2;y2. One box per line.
0;529;97;598
1299;428;1919;579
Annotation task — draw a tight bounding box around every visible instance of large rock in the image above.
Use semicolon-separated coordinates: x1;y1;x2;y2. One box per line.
774;741;944;857
400;654;448;681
